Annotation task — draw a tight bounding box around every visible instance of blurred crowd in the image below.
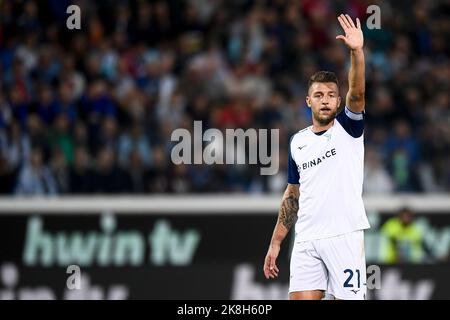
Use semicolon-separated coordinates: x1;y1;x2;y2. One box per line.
0;0;449;195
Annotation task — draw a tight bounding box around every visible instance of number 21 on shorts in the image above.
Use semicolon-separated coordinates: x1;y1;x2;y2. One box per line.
343;269;362;291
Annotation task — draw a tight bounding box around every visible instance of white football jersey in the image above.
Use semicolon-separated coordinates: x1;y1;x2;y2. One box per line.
288;106;370;242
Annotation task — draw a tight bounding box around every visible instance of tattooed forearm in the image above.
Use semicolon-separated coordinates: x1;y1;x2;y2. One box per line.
269;186;299;246
278;193;299;230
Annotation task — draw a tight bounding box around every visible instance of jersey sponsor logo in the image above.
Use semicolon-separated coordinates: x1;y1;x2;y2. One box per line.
298;145;307;150
301;148;337;170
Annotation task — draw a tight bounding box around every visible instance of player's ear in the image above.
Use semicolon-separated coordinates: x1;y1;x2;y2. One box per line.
337;96;341;108
306;96;311;108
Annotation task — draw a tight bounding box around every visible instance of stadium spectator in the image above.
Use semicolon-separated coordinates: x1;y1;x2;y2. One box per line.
14;146;57;195
380;207;426;264
91;146;132;194
363;147;394;194
68;146;92;194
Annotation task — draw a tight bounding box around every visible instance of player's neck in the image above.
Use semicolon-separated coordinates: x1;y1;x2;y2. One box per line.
311;119;334;133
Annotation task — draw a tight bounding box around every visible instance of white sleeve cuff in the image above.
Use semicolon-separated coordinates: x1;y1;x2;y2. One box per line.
344;106;364;121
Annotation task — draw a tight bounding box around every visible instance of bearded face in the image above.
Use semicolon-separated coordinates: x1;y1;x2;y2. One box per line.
306;82;341;126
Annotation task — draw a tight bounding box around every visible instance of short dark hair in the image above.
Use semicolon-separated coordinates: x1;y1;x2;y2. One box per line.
308;71;339;90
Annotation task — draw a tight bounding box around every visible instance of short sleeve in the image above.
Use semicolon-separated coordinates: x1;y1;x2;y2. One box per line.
336;106;364;138
287;138;300;184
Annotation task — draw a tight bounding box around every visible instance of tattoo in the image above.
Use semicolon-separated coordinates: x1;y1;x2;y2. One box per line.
349;92;364;102
349;94;359;102
278;192;299;230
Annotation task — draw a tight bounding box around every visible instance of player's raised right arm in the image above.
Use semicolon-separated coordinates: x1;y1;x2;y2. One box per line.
263;184;299;279
336;14;365;113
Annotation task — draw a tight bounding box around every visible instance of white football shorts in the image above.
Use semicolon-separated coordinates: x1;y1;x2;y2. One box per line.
289;230;367;300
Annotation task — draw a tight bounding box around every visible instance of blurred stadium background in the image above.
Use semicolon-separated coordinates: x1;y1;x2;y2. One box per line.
0;0;449;299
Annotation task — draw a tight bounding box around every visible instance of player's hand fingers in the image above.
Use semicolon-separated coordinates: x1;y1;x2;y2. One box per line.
271;267;278;278
269;256;276;271
335;35;346;42
345;14;355;28
269;257;279;277
270;261;279;273
267;262;274;279
263;256;271;279
356;17;361;29
337;16;348;31
339;14;351;29
341;14;352;29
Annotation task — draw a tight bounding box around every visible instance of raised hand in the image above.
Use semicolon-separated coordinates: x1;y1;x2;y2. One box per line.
336;14;364;51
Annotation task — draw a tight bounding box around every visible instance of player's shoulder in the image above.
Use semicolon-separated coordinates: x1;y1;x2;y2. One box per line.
290;126;311;145
335;106;365;138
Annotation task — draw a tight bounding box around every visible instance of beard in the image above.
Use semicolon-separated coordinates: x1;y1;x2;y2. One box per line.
313;108;338;126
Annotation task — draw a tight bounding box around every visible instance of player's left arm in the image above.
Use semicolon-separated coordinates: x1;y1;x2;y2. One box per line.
336;14;365;113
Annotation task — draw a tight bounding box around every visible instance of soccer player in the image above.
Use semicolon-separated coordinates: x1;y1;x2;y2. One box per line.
263;14;370;300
